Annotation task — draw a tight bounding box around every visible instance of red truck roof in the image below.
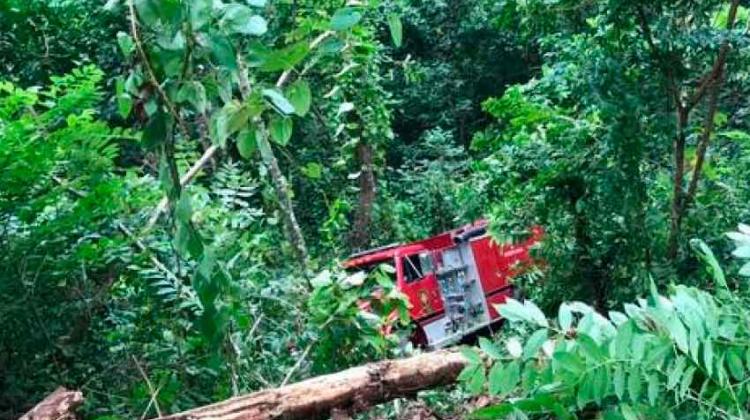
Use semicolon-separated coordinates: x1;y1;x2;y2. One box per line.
343;220;490;269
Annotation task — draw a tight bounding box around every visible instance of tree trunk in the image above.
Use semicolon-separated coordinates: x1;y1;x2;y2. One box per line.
350;141;376;250
257;131;309;269
666;107;688;260
665;0;739;259
154;350;468;420
20;387;83;420
236;56;309;270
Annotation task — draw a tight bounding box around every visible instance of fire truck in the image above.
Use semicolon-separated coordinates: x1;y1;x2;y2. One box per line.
343;220;543;349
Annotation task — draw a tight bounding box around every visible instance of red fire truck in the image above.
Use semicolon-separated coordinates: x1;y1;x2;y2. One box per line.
343;220;542;349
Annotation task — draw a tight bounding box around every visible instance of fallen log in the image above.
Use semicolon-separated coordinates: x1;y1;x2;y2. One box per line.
20;387;84;420
154;350;468;420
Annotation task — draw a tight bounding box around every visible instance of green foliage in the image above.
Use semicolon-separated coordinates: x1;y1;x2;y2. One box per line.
0;0;124;85
465;0;750;310
304;266;411;375
0;67;136;414
727;224;750;276
4;0;750;419
383;128;469;240
461;228;750;418
387;0;529;146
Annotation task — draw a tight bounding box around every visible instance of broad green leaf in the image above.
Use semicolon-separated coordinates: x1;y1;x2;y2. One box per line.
608;310;628;326
497;361;520;396
471;403;515;419
262;89;295;115
467;364;485;394
488;363;504;395
733;246;750;258
577;334;604;362
269;116;292;146
647;373;659;405
553;351;584;375
209;35;237;69
613;364;626;399
134;0;160;25
644;339;672;368
523;300;548;327
173;222;191;256
175;192;192;223
457;363;480;382
116;32;134;57
461;347;482;365
117;94;133;119
668;316;689;354
143;110;169;149
703;340;714;376
692;239;727;290
479;337;503;360
211;101;250;147
727;231;750;243
680;366;697;397
301;162;323;179
614;320;633;358
631;334;647;361
176;81;207;113
387;14;403;47
558;303;573;330
741;261;750;277
330;7;362;31
286;80;312;116
220;4;267;35
728;349;747;380
620;405;639;420
497;298;548;327
577;372;594;408
237;128;259;158
592;367;608;404
523;329;547;359
627;366;641;401
189;0;211;28
115;78;132;118
248;41;310;72
319;37;345;54
174;220;203;259
667;356;687;390
197;247;216;279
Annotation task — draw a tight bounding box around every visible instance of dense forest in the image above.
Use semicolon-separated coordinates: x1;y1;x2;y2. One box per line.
2;0;750;418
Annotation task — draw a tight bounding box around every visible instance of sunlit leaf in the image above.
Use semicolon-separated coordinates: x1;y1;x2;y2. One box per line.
330;7;362;31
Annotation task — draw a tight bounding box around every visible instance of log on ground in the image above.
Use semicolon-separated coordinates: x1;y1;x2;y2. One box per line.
20;387;84;420
154;349;468;420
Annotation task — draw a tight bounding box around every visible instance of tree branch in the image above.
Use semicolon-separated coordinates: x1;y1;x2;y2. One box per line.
142;31;334;232
133;355;163;419
127;0;190;140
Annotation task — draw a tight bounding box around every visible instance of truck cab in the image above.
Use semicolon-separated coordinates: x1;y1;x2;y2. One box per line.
344;221;542;348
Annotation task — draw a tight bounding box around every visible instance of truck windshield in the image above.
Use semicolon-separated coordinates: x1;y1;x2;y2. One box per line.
403;255;424;283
